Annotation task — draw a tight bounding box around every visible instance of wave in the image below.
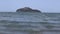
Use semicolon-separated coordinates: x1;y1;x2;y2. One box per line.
0;20;49;24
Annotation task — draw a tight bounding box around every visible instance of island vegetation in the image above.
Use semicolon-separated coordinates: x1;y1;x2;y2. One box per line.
16;7;41;13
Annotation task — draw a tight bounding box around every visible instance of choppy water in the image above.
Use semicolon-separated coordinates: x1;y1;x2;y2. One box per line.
0;12;60;34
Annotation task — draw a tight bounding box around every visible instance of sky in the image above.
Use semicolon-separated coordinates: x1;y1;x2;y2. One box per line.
0;0;60;13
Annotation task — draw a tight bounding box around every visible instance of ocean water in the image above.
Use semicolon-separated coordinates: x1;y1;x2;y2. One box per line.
0;12;60;34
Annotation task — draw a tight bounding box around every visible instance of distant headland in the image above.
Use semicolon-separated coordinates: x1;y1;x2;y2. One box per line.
16;7;41;13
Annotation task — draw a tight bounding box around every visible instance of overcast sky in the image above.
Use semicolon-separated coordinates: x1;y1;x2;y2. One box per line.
0;0;60;13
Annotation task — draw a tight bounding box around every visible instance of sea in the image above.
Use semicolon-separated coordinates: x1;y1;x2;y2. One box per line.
0;12;60;34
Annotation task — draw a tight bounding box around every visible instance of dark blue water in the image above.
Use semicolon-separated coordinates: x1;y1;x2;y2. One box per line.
0;12;60;34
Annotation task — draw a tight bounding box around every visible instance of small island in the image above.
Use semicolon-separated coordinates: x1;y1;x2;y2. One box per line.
16;7;41;13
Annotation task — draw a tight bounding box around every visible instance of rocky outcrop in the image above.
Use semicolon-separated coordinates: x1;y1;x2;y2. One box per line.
16;7;41;13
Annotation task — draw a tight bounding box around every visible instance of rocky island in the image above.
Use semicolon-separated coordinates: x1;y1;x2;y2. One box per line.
16;7;41;13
